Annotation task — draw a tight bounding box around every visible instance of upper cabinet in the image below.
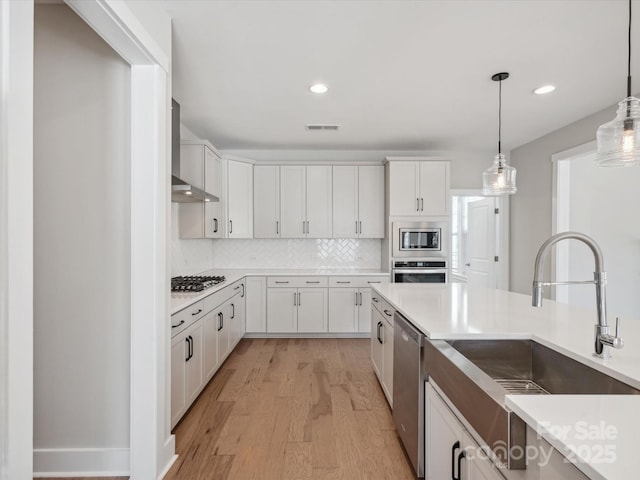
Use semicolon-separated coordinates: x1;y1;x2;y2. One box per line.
178;142;224;238
227;159;253;238
388;160;450;217
280;165;332;238
333;165;384;238
253;165;280;238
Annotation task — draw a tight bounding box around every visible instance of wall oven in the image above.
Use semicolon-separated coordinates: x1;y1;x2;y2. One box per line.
392;260;447;284
393;221;447;258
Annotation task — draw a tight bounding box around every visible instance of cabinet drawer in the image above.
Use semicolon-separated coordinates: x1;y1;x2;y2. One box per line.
329;275;389;288
371;295;395;321
203;280;245;313
171;299;205;337
267;276;328;288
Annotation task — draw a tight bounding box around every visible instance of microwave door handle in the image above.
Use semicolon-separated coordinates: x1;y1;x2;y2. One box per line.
393;269;448;274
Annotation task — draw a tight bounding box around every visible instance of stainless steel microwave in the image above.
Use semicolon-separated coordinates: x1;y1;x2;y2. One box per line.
392;222;447;258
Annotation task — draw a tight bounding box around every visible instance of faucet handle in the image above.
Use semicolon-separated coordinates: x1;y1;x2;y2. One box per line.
615;317;621;338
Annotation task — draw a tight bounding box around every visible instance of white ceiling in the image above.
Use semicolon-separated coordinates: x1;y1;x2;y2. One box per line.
159;0;639;152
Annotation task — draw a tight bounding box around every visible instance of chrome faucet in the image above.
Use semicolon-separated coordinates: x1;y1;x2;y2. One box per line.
531;232;623;359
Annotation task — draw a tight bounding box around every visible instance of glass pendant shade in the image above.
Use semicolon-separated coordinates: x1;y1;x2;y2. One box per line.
482;153;517;196
596;96;640;166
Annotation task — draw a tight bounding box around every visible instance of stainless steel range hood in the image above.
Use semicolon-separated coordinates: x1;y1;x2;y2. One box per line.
171;99;219;203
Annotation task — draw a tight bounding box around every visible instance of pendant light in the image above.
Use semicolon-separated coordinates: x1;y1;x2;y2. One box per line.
482;72;517;196
596;0;640;166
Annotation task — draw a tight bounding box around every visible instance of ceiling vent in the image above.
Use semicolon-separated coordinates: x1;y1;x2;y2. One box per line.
306;124;340;131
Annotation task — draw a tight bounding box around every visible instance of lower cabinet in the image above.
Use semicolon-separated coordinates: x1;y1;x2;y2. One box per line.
245;276;266;333
328;288;372;333
371;304;393;406
171;279;247;429
171;320;203;428
426;382;504;480
266;286;328;333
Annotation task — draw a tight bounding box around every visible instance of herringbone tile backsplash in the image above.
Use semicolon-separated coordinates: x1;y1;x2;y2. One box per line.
213;238;382;269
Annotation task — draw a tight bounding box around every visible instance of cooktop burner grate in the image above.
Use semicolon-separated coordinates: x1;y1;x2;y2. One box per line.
171;275;226;292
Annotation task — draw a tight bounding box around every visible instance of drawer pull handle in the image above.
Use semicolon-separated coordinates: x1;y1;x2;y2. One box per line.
234;286;241;290
336;281;351;284
171;320;185;329
372;298;379;303
377;321;383;344
383;309;393;317
452;441;461;480
191;309;202;316
306;281;320;284
367;281;381;284
275;281;289;284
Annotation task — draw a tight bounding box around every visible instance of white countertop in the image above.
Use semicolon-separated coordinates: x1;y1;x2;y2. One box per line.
371;282;640;480
171;268;388;315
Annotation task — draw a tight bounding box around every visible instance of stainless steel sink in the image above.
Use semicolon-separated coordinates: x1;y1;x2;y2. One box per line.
424;339;640;470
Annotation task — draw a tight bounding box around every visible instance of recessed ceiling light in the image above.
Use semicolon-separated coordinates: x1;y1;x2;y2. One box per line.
309;83;329;94
533;85;556;95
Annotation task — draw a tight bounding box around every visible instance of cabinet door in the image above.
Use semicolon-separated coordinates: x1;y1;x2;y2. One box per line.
358;166;384;238
170;334;187;427
357;288;372;333
280;166;306;238
332;165;358;238
328;288;358;332
185;322;204;405
229;295;245;348
418;162;449;216
305;166;332;238
462;431;504;480
298;288;328;333
217;305;231;362
245;276;267;333
204;201;223;239
254;165;280;238
371;309;384;379
381;317;394;404
388;162;420;216
202;310;219;380
227;160;253;238
266;287;298;332
426;384;465;480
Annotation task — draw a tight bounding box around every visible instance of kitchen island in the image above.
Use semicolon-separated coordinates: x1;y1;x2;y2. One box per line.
371;282;640;480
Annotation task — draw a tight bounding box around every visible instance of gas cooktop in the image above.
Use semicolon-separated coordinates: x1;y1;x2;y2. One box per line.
171;275;226;292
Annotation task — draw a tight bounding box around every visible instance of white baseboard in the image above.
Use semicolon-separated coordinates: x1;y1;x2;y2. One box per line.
33;447;129;477
243;332;370;339
158;435;177;480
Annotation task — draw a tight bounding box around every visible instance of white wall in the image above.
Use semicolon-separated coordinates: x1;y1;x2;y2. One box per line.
212;238;381;269
34;3;131;472
509;103;617;294
560;151;640;319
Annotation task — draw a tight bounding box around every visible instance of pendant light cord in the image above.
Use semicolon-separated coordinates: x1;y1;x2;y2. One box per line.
628;0;632;98
498;79;502;155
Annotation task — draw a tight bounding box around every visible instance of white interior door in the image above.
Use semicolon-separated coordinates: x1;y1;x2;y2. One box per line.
467;198;496;288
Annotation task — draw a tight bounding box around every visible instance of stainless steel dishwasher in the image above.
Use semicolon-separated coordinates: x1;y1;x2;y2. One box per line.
393;311;426;478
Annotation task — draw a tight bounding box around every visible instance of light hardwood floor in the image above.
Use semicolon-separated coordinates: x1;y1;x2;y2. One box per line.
36;338;414;480
164;337;414;480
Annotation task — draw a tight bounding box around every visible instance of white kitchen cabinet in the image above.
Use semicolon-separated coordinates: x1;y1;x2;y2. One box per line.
227;159;253;238
178;143;224;238
217;305;230;362
253;165;280;238
280;165;332;238
371;291;394;406
266;277;329;333
245;276;267;333
266;287;298;332
171;320;204;427
329;276;387;333
388;160;449;217
332;165;384;238
426;382;464;480
267;287;328;333
228;281;245;348
328;287;359;332
202;310;219;380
